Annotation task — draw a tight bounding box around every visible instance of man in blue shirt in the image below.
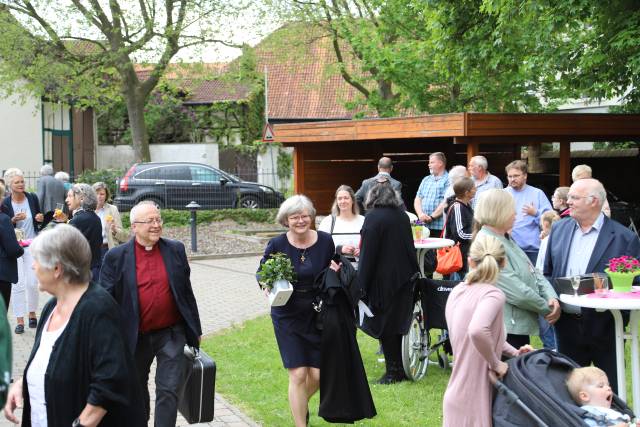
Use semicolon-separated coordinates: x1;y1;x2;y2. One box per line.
504;160;552;264
414;152;449;236
468;155;503;208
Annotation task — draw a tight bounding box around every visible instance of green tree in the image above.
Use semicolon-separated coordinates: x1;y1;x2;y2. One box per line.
0;0;245;162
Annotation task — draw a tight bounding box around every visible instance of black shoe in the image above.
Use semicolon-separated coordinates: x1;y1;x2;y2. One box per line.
14;324;24;334
306;408;309;425
29;317;37;329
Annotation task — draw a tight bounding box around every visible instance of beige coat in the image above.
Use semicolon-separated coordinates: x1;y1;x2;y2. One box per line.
101;203;129;248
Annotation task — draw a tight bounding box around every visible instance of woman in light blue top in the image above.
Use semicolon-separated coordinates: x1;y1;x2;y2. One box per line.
473;189;561;348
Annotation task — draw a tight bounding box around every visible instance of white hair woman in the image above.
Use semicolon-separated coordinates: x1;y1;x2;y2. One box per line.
443;233;532;427
1;168;44;334
357;183;419;384
3;225;145;426
474;189;560;349
258;195;337;426
67;183;103;280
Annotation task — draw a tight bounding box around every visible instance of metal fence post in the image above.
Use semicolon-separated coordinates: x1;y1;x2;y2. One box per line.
186;201;200;252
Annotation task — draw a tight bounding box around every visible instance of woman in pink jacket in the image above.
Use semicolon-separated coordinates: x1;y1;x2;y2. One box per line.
443;233;533;426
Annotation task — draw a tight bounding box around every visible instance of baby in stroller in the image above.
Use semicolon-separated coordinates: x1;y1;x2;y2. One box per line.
566;367;639;427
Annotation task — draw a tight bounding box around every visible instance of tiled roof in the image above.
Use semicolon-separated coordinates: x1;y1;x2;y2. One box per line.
134;63;249;103
252;26;374;120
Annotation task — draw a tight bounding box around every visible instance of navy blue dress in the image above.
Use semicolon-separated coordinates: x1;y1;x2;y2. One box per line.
259;231;335;368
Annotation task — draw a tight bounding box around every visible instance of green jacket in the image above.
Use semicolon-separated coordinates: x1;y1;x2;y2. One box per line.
0;302;11;407
479;227;558;336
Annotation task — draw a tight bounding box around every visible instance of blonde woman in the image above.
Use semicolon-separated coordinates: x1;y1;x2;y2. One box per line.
474;189;560;349
92;182;129;260
443;234;532;426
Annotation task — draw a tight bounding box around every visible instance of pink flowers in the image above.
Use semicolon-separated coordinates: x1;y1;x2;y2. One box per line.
608;256;640;274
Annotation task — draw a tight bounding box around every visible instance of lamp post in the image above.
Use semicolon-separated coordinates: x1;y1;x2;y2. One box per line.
186;201;201;252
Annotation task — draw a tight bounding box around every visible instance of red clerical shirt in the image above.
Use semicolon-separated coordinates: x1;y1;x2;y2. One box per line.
134;240;182;333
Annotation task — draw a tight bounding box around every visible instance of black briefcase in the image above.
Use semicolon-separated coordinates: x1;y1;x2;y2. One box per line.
179;346;216;423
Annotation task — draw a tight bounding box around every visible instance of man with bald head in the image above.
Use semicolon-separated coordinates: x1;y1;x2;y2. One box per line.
544;178;640;393
355;156;403;212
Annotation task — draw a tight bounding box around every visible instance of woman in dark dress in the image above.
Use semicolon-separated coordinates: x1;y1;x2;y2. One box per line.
357;183;419;384
66;183;103;281
258;195;336;427
444;177;476;278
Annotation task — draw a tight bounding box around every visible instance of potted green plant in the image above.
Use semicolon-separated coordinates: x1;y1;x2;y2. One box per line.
257;252;296;306
605;256;640;293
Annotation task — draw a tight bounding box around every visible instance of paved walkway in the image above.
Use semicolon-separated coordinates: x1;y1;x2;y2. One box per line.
3;254;267;427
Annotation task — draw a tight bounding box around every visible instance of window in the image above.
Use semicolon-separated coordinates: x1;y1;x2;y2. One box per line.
190;166;220;183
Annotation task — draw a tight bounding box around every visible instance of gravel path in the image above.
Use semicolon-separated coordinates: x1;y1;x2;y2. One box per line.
162;220;286;256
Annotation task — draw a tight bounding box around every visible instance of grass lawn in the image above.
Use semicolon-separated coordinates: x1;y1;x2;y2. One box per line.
202;317;636;426
202;315;451;426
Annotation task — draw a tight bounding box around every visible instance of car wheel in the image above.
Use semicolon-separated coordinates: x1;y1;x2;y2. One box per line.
138;197;165;209
239;195;261;209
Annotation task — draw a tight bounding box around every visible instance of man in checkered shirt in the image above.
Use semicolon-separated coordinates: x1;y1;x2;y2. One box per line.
414;152;450;237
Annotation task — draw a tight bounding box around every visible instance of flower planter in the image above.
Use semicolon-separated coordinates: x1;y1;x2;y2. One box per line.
605;269;639;293
268;279;294;307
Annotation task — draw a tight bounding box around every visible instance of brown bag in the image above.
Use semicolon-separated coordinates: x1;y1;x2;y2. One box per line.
436;204;463;275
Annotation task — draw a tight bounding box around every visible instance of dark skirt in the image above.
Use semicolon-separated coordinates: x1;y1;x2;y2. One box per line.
360;283;414;339
271;290;321;369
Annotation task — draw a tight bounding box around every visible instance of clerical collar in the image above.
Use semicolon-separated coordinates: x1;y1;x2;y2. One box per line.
135;240;156;251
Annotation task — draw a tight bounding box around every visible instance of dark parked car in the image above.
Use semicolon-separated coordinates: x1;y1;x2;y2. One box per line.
114;162;285;211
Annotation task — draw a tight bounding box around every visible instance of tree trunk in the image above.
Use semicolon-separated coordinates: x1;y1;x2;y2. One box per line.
124;92;150;162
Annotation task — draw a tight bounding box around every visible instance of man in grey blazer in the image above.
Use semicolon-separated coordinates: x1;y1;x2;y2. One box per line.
36;164;65;214
355;157;402;212
544;178;640;393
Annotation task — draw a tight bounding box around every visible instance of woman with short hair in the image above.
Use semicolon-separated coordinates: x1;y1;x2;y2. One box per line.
92;182;129;261
0;182;24;309
259;195;336;426
3;224;145;426
357;183;419;384
1;168;44;334
552;186;570;217
67;183;103;280
474;189;560;348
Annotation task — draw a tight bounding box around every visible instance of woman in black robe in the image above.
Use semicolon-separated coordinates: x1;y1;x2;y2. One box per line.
357;183;419;384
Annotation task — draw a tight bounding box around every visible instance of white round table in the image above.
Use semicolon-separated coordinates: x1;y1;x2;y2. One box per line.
414;238;454;277
560;292;640;411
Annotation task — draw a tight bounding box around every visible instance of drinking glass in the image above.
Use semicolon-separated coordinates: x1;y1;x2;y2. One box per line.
592;272;609;296
571;275;581;297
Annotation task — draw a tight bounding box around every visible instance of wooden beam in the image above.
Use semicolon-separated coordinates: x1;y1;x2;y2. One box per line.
466;142;479;160
559;141;571;186
293;144;305;195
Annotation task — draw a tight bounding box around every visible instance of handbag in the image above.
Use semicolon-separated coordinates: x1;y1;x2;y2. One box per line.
436;204;463;275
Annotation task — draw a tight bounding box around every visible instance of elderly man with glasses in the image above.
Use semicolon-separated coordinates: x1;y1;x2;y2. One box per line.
100;200;202;427
544;178;640;394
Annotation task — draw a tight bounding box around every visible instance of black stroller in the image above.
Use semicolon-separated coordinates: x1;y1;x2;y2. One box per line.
493;349;635;426
401;278;461;381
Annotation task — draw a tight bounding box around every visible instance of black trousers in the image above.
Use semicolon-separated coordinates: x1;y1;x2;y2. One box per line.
0;281;10;310
555;311;619;394
506;334;530;349
135;323;187;427
380;332;403;371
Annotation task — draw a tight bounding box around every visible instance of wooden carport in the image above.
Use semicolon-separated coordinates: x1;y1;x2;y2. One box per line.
273;113;640;213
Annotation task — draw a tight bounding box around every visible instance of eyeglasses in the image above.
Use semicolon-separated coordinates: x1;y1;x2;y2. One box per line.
288;215;311;222
133;218;163;225
567;194;592;201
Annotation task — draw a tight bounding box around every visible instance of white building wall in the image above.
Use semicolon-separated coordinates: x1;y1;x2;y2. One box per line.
257;144;292;192
97;142;219;169
0;92;42;174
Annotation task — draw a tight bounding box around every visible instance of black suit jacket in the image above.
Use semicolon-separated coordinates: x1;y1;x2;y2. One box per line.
0;212;24;283
69;209;103;268
99;238;202;352
1;193;42;234
355;173;403;211
544;215;640;281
